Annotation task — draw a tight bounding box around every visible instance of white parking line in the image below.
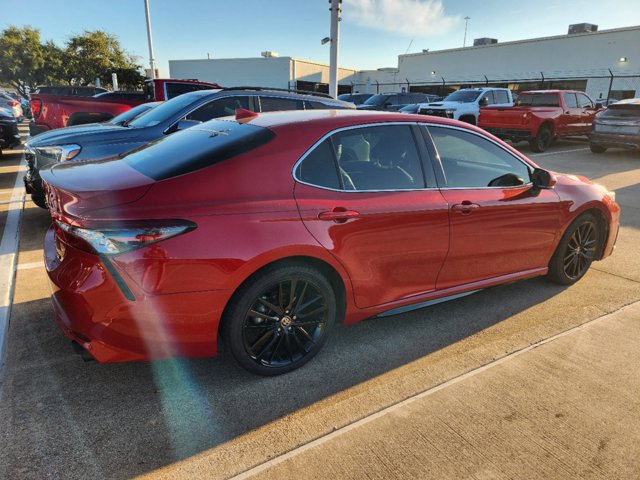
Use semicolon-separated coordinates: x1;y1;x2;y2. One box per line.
530;147;589;157
0;165;25;376
17;261;43;270
229;300;640;480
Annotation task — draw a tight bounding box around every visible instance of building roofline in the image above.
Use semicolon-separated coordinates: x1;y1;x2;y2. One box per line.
168;56;358;73
400;24;640;59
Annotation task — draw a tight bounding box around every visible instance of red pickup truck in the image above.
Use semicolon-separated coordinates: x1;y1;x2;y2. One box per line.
478;90;600;152
29;78;221;136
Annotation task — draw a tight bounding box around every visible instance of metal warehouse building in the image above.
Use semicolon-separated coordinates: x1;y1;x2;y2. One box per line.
169;54;357;95
169;24;640;101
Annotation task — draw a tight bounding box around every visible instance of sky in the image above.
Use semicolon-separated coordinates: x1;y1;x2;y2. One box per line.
2;0;639;76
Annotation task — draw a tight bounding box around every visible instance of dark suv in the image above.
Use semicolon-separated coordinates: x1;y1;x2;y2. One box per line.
24;87;353;208
357;92;434;111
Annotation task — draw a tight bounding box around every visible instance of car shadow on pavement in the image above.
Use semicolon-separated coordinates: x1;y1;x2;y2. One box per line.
0;277;568;479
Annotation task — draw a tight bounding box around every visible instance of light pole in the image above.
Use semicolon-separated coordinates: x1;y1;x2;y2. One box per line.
144;0;157;79
463;16;470;47
328;0;341;98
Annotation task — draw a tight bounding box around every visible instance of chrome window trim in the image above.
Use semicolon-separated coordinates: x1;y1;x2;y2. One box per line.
292;122;439;193
424;122;535;190
293;121;536;193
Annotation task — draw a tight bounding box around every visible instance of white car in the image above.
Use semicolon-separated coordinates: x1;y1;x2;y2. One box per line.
418;87;513;125
0;92;24;121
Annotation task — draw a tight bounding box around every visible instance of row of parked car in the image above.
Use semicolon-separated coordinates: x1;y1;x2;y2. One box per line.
16;79;623;377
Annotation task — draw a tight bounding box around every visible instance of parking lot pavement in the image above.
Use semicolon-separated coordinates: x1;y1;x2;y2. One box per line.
237;302;640;480
0;140;639;480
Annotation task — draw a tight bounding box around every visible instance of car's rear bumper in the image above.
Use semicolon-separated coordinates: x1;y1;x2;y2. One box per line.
44;226;229;363
590;132;640;150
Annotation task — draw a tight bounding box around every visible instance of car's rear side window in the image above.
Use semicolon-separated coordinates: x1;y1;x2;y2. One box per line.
123;120;275;180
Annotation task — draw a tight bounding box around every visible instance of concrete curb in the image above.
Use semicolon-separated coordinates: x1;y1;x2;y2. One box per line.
0;164;26;378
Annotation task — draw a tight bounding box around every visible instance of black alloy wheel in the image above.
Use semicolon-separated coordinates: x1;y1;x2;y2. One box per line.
530;126;553;153
222;265;336;375
547;213;600;285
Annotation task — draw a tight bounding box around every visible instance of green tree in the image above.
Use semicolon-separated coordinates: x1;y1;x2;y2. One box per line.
0;26;45;97
65;30;144;89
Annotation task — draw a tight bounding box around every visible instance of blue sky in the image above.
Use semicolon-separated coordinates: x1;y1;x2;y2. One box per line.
2;0;639;75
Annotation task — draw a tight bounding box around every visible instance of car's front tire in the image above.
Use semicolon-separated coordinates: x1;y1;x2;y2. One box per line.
221;264;336;376
547;213;600;285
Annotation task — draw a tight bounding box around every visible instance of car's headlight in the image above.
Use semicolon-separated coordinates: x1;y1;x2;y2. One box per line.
35;144;82;163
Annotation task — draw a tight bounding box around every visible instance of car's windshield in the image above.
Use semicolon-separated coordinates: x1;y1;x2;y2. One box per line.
128;93;212;128
363;94;390;106
108;103;159;125
444;90;482;103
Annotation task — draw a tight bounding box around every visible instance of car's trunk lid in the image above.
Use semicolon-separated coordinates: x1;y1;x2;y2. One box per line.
41;159;154;220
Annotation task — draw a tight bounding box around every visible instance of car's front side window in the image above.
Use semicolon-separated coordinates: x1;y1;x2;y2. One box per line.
428;126;531;188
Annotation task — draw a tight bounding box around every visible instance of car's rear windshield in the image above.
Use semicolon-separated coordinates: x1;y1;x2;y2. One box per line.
444;90;482;103
602;102;640;118
516;93;560;107
123;119;275;180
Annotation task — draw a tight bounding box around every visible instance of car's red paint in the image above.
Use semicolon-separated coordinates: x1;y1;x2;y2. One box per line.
479;90;600;142
41;109;620;364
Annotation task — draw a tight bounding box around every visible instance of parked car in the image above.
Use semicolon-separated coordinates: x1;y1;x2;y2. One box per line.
0;92;24;121
29;78;221;135
357;92;435;111
590;98;640;153
24;87;353;208
337;93;373;105
418;88;513;125
41;109;619;375
479;90;600;152
0;107;20;156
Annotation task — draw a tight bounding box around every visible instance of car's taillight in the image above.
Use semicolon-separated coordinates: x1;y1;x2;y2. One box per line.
31;99;42;118
8;100;18;107
54;219;196;255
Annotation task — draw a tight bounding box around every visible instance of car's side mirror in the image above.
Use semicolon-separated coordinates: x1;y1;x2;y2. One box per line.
479;97;489;106
176;119;202;131
531;168;555;189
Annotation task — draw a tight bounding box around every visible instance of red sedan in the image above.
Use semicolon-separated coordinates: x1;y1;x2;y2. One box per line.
42;110;620;375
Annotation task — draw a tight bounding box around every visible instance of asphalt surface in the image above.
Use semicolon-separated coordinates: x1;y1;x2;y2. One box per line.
0;134;639;480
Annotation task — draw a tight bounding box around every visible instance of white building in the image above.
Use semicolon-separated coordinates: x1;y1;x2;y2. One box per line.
169;55;357;95
169;25;640;101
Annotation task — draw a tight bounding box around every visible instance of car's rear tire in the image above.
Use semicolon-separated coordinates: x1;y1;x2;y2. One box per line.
530;125;553;153
547;213;600;285
590;144;607;154
221;264;336;376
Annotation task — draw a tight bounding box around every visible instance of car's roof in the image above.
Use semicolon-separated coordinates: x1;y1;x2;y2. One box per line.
239;108;459;129
611;98;640;106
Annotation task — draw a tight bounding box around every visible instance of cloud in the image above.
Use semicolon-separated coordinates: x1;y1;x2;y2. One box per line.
345;0;460;37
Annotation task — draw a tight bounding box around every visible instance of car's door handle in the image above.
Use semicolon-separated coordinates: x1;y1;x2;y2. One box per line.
318;208;360;222
452;202;480;214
